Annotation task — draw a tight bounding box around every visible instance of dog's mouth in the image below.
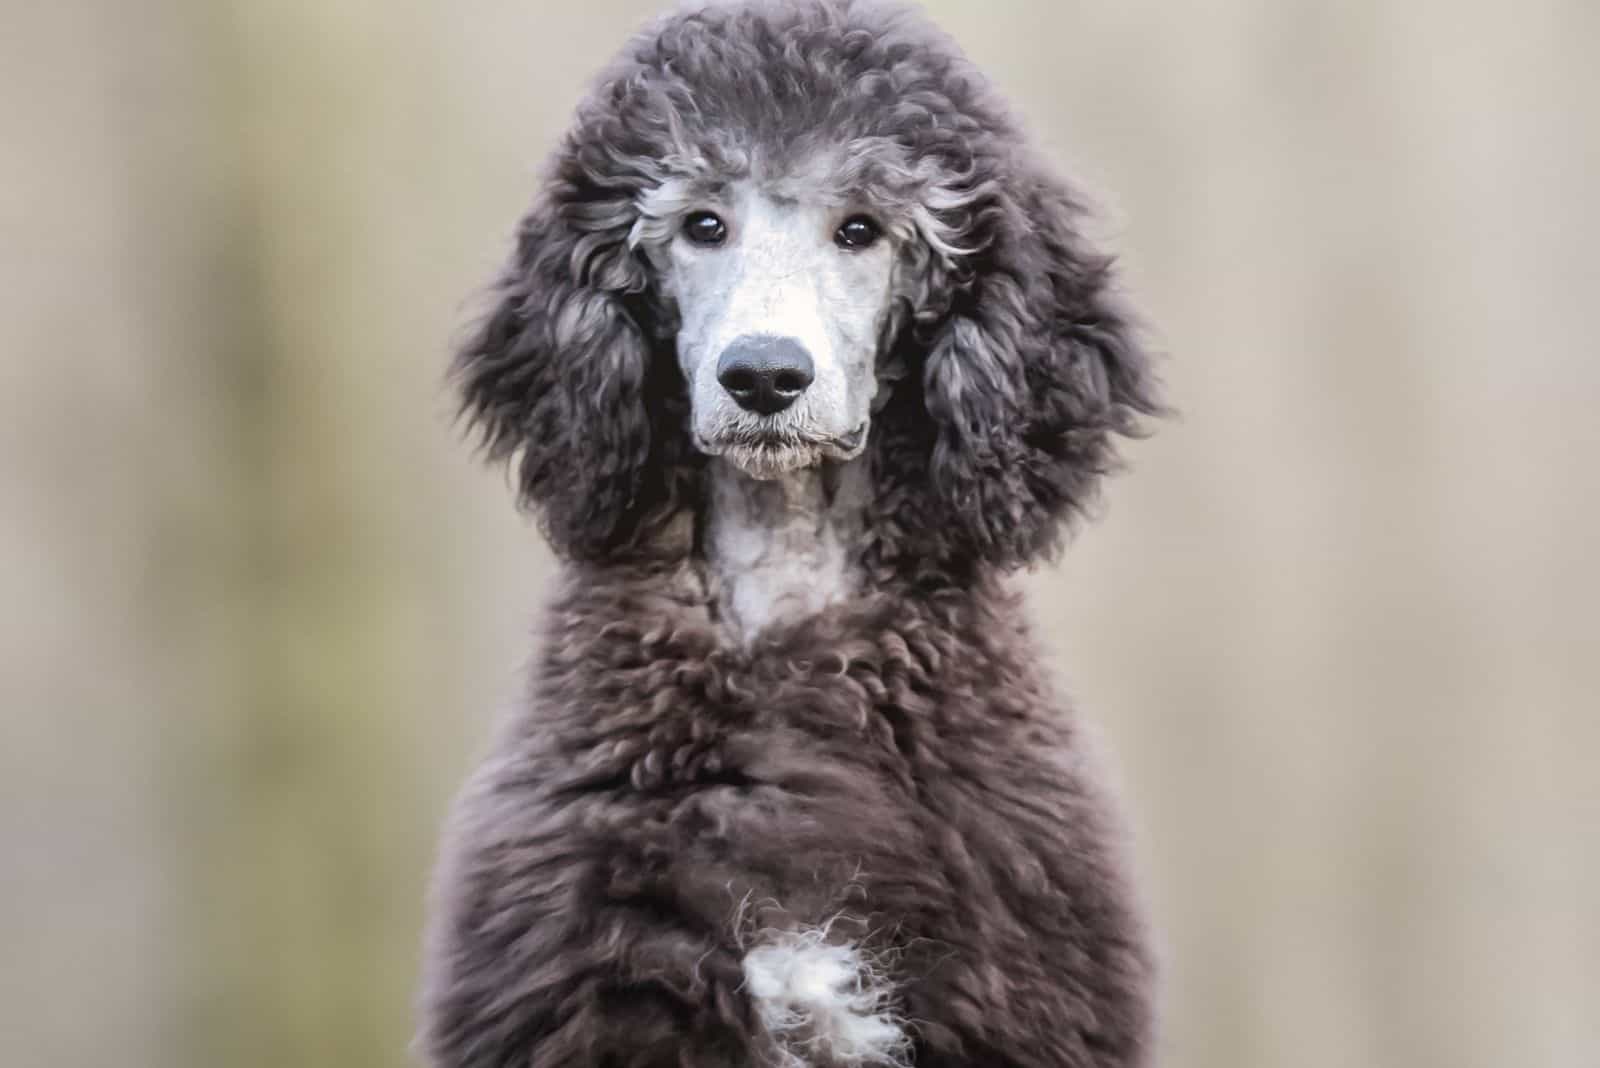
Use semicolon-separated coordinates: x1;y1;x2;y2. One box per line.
695;422;869;479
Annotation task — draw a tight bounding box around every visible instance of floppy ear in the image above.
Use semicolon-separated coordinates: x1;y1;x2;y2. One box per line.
454;159;687;560
900;167;1163;570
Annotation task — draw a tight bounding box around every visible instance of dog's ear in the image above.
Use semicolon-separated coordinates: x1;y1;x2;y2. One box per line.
902;165;1164;569
454;157;684;560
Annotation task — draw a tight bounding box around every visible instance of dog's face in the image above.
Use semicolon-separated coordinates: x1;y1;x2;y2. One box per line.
656;182;897;480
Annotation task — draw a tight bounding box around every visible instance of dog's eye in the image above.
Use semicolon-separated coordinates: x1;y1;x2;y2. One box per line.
834;215;881;250
682;211;728;247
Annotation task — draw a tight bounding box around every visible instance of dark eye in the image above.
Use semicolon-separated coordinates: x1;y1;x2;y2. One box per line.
683;211;727;247
834;214;881;250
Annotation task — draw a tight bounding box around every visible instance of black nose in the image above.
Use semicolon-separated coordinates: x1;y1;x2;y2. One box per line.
716;335;815;415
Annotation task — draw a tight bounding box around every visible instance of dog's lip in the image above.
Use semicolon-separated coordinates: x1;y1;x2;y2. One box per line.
695;423;868;455
831;423;868;452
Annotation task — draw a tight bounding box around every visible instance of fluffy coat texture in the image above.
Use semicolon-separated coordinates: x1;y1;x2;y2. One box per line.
419;2;1164;1065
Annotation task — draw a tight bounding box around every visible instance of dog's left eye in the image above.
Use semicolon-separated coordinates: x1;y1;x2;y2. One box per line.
682;211;728;247
834;215;882;250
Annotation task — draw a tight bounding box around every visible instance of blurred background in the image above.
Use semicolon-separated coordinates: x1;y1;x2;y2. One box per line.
3;1;1596;1066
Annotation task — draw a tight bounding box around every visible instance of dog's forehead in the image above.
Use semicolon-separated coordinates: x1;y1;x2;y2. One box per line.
729;183;831;234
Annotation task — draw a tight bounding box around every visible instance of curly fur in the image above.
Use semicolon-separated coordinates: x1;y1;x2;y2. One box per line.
421;2;1164;1066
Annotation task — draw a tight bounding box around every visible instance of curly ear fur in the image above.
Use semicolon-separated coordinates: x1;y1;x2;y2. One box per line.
454;134;694;560
904;168;1163;569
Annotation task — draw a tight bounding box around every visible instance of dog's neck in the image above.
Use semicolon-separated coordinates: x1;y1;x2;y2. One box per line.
702;457;868;643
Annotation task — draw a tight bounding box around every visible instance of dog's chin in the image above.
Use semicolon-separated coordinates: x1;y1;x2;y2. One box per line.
698;424;869;481
717;442;823;480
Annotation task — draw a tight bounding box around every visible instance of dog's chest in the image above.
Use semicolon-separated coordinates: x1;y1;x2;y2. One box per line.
550;609;935;883
541;562;1055;916
532;587;1141;1060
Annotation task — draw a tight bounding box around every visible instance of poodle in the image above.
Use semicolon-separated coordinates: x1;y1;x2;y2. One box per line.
419;2;1165;1066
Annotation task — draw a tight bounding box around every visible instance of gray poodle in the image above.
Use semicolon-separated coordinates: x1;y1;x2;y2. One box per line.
419;2;1165;1065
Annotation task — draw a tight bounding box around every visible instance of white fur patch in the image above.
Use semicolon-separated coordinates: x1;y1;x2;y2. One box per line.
742;928;910;1067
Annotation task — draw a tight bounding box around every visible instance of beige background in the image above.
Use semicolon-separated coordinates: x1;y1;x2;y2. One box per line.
3;2;1596;1066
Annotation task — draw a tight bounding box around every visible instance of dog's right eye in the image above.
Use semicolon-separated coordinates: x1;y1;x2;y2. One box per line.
682;211;728;247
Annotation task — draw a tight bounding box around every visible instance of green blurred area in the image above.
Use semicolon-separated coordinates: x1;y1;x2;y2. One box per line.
2;2;1596;1066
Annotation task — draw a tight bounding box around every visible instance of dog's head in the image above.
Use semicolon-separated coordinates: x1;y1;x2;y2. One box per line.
456;0;1163;569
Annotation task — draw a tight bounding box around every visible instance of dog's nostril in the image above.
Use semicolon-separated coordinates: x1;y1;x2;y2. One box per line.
716;335;815;415
722;369;758;395
773;370;810;395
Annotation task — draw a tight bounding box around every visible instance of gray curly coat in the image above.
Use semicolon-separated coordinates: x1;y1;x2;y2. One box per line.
419;2;1165;1066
